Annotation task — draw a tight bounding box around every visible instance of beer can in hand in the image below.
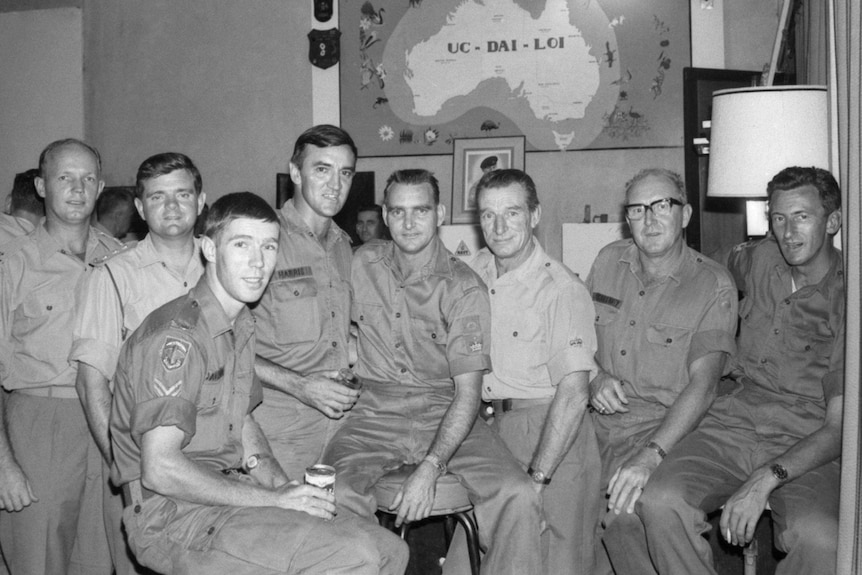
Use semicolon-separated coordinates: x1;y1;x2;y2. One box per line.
304;464;336;492
338;368;362;390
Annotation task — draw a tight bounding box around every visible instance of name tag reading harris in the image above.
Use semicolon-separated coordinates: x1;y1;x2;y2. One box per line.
275;266;313;280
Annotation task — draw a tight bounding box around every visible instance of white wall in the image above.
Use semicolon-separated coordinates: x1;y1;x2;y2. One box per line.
0;8;83;203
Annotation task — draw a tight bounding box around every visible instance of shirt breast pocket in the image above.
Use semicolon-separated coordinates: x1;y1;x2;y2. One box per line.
17;292;75;363
645;323;694;366
784;327;831;358
270;277;320;345
492;311;545;378
411;316;449;376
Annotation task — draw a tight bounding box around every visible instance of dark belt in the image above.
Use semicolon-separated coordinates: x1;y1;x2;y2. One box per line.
480;397;553;420
121;479;156;509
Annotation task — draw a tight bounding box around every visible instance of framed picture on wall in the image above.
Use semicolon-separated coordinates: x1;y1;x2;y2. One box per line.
451;136;524;224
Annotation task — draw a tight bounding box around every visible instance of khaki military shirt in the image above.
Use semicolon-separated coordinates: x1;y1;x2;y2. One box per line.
472;238;597;400
727;237;844;432
0;224;124;391
111;276;261;485
70;234;204;381
0;213;35;246
587;239;737;408
352;237;491;391
252;201;352;374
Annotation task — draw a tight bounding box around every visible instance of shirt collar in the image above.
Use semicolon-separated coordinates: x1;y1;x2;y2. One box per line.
189;275;254;339
33;223;107;264
774;242;844;297
135;234;202;270
619;240;686;285
279;200;350;248
376;236;455;281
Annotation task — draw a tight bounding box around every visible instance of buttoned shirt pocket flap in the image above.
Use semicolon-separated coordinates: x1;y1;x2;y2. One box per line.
270;277;320;344
19;291;74;320
646;323;693;348
353;301;383;326
412;316;448;345
273;276;318;301
594;303;620;326
784;327;831;357
493;309;545;342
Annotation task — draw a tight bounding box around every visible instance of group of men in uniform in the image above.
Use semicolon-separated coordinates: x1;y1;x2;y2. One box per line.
0;125;846;575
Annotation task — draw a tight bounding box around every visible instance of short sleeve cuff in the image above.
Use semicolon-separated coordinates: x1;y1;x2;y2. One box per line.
69;338;120;380
687;329;736;366
823;371;844;403
130;397;197;449
547;347;597;386
449;355;492;379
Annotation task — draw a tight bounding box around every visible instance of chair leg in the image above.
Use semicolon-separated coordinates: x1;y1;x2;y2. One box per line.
453;510;482;575
443;515;456;546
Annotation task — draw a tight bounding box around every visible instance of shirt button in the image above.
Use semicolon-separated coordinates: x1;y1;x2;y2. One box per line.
621;350;627;356
360;315;364;321
228;424;233;431
46;305;53;311
490;289;495;295
666;338;672;343
396;312;401;318
784;298;791;305
773;328;779;335
331;341;337;348
183;282;188;287
293;290;300;296
513;331;518;337
331;311;335;318
760;358;767;364
545;262;550;267
629;320;636;326
395;343;401;348
134;504;141;513
639;291;645;296
207;526;215;535
400;368;407;373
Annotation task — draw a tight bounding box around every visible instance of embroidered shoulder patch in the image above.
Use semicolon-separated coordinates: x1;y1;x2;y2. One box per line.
161;336;191;371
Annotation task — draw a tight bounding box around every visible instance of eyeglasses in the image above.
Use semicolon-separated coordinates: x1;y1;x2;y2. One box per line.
624;197;684;220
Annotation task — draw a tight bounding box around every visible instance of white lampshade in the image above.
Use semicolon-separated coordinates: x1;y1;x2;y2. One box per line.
708;86;829;198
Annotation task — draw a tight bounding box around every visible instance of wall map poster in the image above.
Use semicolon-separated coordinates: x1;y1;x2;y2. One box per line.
340;0;690;156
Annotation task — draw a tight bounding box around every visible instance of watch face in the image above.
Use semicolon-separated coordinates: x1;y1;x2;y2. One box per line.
531;470;545;482
246;454;260;470
771;463;788;481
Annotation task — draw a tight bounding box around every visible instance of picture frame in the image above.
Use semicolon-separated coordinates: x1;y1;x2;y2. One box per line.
451;136;525;224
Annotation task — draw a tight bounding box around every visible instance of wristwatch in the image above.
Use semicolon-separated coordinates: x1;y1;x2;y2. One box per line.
527;466;552;486
243;453;261;473
423;453;447;477
770;463;788;483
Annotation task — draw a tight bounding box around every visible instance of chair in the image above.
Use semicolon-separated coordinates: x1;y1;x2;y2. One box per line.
374;464;481;575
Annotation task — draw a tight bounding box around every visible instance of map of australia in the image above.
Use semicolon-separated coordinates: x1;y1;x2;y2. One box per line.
382;0;618;150
404;0;599;121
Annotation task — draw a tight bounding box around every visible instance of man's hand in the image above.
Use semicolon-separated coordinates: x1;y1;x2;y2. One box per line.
297;370;360;418
273;480;337;520
0;463;37;512
590;371;630;415
720;467;775;546
390;462;437;527
607;448;661;515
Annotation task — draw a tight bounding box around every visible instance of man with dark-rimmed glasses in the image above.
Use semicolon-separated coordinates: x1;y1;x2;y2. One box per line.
586;168;738;574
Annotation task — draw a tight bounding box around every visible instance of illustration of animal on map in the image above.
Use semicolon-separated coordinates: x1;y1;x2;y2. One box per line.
480;120;500;134
373;97;389;109
552;130;575;151
361;2;385;25
604;41;616;68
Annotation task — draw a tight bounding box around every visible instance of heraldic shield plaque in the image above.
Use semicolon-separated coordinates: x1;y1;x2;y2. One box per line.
308;28;341;69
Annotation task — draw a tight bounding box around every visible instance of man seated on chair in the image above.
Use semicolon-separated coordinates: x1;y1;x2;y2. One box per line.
610;166;844;575
467;168;601;575
323;168;543;575
109;192;407;574
588;168;738;574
